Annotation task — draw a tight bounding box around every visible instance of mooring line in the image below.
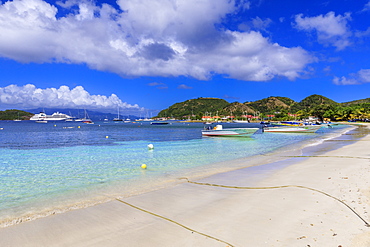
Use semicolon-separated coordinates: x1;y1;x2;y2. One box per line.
179;178;370;227
115;198;235;247
283;155;370;160
325;139;369;141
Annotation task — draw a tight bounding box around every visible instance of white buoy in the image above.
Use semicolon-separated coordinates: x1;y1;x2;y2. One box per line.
147;144;154;150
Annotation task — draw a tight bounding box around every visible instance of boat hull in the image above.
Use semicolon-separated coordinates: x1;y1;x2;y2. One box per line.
201;128;259;137
263;126;321;133
151;122;169;125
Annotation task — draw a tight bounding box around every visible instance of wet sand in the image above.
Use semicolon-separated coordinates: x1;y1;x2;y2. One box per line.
1;124;370;246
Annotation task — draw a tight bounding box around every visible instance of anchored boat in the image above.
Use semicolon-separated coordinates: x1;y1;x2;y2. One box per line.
201;125;259;137
30;112;73;121
263;125;322;133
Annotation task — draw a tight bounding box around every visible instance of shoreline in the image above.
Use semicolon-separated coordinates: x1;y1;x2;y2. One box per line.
0;124;353;229
1;123;370;246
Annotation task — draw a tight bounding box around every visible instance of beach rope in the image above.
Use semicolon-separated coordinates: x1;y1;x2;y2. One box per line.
115;198;235;247
179;177;370;227
283;155;370;160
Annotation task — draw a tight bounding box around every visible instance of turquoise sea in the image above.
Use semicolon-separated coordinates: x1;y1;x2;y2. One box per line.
0;120;354;227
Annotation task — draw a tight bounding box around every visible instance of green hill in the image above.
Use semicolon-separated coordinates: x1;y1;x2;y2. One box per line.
157;97;230;119
0;109;33;120
155;94;370;121
222;102;255;116
297;94;338;108
245;96;295;114
342;97;370;106
289;94;339;112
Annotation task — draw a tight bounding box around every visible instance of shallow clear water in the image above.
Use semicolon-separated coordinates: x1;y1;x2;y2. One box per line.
0;120;353;226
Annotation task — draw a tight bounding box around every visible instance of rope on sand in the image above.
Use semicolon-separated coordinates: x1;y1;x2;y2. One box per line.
283;155;370;160
115;198;235;247
179;177;370;228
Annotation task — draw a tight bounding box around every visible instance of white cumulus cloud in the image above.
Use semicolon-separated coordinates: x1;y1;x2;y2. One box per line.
0;84;141;111
333;69;370;85
0;0;313;81
294;11;352;50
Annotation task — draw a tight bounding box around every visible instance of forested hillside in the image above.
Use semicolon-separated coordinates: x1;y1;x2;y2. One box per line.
156;95;370;121
0;110;33;120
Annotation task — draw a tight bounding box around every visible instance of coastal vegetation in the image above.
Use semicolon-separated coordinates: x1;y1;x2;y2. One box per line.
156;95;370;122
0;109;33;120
1;95;369;122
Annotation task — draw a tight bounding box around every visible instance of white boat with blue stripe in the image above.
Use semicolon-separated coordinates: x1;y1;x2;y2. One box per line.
263;125;322;133
201;125;259;137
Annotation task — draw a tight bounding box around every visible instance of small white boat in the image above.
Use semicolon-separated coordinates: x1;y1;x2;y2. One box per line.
35;120;48;123
13;112;22;121
263;125;321;133
202;125;259;137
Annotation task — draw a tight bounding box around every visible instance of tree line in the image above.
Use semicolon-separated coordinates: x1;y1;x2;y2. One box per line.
156;95;370;122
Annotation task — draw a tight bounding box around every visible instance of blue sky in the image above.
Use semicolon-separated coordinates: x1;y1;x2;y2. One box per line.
0;0;370;116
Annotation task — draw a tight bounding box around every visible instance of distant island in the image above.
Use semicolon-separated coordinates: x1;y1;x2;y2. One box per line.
0;109;33;121
1;94;369;122
155;94;370;122
0;109;135;121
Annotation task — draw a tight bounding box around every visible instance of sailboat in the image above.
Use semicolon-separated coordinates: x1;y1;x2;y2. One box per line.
65;111;75;121
113;107;122;121
13;112;22;121
75;109;93;124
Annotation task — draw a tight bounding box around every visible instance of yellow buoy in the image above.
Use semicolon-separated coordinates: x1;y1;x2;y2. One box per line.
141;164;147;169
78;126;81;128
106;136;109;138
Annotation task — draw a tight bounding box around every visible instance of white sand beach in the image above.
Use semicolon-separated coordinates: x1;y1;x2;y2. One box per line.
1;124;370;247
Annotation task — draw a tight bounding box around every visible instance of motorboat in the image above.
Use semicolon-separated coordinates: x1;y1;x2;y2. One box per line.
150;122;169;125
35;120;48;123
233;120;250;123
263;125;322;133
201;125;259;137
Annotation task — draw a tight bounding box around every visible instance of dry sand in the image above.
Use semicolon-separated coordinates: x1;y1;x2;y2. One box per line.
1;124;370;247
